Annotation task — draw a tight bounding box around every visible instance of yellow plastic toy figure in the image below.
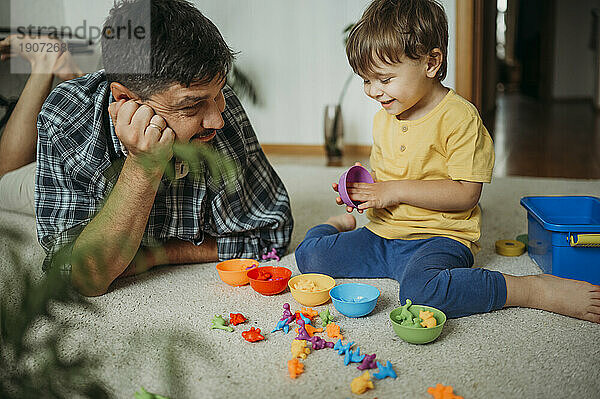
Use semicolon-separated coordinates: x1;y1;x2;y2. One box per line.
326;322;343;339
291;339;311;359
287;358;304;379
294;324;323;337
350;371;374;394
419;310;437;328
427;383;463;399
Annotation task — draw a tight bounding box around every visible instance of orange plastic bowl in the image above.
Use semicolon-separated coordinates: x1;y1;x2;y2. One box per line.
216;259;259;286
247;266;292;295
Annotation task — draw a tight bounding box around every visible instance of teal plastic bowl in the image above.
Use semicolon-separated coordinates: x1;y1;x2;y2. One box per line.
329;283;380;317
389;304;446;344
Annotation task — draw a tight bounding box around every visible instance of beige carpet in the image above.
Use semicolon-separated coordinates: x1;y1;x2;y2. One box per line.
1;163;599;398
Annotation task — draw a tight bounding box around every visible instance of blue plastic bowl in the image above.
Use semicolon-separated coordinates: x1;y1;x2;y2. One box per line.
329;283;380;317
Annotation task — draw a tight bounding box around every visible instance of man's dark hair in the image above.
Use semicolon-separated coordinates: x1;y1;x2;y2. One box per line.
101;0;235;99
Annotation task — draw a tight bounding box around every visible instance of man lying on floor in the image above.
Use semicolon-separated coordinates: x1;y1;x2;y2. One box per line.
33;0;293;295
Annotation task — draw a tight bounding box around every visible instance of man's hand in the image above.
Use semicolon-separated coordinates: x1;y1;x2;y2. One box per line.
108;100;175;175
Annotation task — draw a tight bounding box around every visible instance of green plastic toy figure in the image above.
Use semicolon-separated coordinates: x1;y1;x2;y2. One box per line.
319;309;333;326
134;387;170;399
211;315;234;332
397;299;423;328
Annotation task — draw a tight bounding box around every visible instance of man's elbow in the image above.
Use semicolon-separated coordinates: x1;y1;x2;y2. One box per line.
70;258;114;297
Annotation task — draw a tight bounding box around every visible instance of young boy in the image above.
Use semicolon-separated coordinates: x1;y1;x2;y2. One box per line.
295;0;600;323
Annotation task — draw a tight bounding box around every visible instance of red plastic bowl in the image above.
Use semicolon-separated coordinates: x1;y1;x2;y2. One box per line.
247;266;292;296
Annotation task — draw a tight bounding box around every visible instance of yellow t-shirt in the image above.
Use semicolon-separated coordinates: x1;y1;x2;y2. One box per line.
366;89;494;254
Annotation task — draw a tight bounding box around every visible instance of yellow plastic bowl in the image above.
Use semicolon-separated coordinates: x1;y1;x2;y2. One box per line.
288;273;336;306
216;259;258;286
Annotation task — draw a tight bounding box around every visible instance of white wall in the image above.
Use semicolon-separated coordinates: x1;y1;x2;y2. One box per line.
2;0;456;146
553;0;600;99
194;0;456;146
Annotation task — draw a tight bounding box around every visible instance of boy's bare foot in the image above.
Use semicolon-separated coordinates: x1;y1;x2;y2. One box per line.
326;214;356;232
505;273;600;323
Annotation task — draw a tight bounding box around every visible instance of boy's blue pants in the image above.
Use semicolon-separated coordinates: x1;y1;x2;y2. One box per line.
295;225;507;318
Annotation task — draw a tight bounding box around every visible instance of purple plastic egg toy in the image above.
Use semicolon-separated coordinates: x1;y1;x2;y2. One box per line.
338;165;375;208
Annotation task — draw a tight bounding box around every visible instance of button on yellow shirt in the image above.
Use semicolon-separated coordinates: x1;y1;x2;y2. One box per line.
366;90;495;254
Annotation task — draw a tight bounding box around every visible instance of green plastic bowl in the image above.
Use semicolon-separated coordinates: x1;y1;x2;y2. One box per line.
389;304;446;344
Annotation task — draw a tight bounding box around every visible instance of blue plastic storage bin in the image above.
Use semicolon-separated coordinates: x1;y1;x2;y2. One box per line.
520;196;600;285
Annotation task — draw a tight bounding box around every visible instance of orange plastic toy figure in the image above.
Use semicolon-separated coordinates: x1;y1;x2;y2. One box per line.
291;339;311;359
427;383;463;399
241;327;265;342
294;324;323;337
287;358;304;379
350;371;374;394
419;310;437;328
229;313;247;326
326;322;343;339
300;307;318;319
256;269;273;280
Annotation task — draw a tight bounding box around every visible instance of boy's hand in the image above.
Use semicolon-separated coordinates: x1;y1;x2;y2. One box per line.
331;161;376;214
108;99;175;175
332;182;359;213
345;180;401;211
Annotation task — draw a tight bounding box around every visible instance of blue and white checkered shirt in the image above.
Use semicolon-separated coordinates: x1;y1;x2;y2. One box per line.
35;70;293;273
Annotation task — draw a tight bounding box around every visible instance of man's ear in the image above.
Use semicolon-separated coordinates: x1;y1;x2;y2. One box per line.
425;48;443;79
109;82;140;102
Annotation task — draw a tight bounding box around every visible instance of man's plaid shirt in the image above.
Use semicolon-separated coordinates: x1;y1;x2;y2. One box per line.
35;70;293;272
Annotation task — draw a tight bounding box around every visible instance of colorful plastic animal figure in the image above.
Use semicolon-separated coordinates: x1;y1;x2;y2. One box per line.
280;303;295;324
281;303;293;319
427;383;463;399
244;263;258;271
291;339;311;359
294;324;323;337
333;339;354;355
294;311;312;325
419;310;437;328
295;319;312;340
271;318;291;334
357;353;377;370
261;248;280;262
326;322;343;339
350;371;374;395
319;308;333;326
373;361;397;380
397;299;418;326
135;387;170;399
241;327;265;342
210;315;234;332
229;313;247;326
256;269;273;280
344;347;366;365
287;358;304;379
395;299;424;327
300;307;318;319
309;335;334;350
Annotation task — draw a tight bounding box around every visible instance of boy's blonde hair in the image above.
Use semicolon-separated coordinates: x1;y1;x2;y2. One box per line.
346;0;448;80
